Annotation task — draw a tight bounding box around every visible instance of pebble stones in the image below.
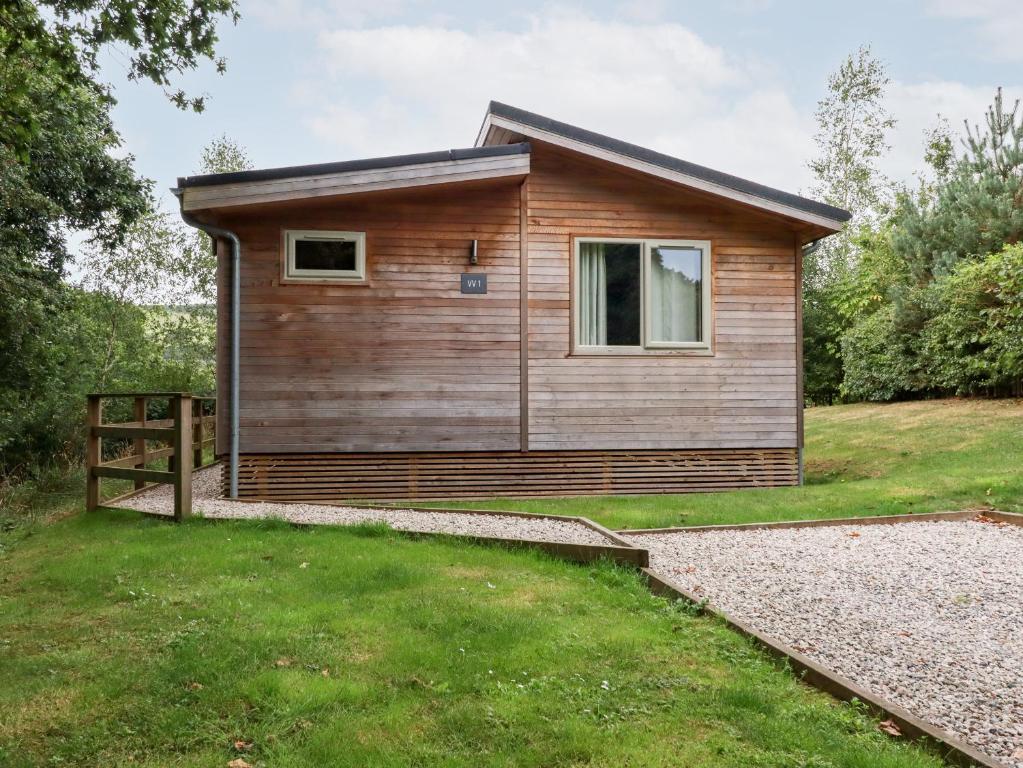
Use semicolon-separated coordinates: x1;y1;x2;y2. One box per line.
630;520;1023;767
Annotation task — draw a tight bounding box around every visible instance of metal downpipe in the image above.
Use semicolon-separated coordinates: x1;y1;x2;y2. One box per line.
176;205;242;498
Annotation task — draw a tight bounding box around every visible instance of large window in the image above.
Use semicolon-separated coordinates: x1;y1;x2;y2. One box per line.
574;238;711;352
284;229;366;281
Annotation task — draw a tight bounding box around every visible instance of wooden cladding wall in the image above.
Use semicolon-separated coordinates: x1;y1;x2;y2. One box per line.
525;144;800;450
217;182;523;453
226;448;798;501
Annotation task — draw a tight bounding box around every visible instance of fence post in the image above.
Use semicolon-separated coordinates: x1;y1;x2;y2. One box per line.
133;396;147;490
192;399;204;469
86;395;102;511
172;394;193;522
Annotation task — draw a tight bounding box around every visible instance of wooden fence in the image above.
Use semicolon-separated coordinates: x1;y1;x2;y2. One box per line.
86;393;216;521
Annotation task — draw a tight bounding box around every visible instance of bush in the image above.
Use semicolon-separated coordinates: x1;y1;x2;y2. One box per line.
0;286;214;479
839;304;918;401
920;244;1023;396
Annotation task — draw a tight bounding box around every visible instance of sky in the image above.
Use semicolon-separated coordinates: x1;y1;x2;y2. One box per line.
100;0;1023;214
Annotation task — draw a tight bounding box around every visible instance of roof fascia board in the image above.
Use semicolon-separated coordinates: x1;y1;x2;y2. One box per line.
477;113;844;232
181;152;530;211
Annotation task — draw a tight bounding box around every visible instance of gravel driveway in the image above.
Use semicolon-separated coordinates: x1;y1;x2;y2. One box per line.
628;518;1023;767
112;466;613;546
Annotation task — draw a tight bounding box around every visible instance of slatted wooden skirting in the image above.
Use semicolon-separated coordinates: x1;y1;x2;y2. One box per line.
224;448;798;502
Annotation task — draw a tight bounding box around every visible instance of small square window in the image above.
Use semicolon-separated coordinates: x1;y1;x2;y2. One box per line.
284;230;366;281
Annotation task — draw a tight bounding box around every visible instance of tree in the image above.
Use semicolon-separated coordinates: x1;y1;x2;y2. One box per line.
802;46;895;404
188;134;253;302
837;89;1023;402
72;135;252;398
201;134;252;177
1;0;239;159
893;88;1023;284
806;45;896;279
0;1;238;476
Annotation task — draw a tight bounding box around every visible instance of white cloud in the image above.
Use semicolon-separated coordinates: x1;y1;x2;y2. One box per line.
249;0;414;29
926;0;1023;61
617;0;667;22
298;8;1016;199
306;9;817;192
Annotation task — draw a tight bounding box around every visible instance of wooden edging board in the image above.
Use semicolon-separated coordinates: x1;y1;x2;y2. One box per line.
112;490;649;568
109;481;1016;766
384;530;647;568
620;508;1023;536
235;497;650;567
642;568;1007;768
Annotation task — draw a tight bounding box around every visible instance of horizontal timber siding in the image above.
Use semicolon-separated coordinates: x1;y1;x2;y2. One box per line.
226;448;798;501
218;182;522;452
526;144;799;450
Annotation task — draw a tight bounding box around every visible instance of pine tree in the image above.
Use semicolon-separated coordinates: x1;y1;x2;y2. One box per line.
894;88;1023;283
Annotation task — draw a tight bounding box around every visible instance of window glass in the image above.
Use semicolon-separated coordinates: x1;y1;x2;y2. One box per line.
578;242;641;347
294;238;357;272
649;246;703;343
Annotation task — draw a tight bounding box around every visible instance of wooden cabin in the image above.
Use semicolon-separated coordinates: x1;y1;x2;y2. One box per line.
174;102;849;501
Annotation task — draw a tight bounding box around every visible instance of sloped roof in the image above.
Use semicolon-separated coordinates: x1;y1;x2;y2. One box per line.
175;143;531;211
477;101;850;230
176;143;529;188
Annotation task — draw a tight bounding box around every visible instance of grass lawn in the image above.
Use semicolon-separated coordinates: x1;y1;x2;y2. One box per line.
432;399;1023;530
0;511;940;767
0;399;1014;766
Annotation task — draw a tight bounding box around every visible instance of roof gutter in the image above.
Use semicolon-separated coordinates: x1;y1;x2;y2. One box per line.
174;192;241;498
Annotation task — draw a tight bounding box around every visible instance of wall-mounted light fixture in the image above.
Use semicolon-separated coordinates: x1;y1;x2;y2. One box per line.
469;239;478;265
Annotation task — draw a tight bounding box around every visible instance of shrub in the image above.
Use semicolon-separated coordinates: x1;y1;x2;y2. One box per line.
921;244;1023;396
839;304;918;401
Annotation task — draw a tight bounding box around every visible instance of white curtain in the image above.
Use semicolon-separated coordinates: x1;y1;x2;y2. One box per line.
578;243;607;345
650;249;701;342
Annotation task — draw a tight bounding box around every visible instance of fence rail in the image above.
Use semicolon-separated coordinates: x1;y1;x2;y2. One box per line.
86;393;216;521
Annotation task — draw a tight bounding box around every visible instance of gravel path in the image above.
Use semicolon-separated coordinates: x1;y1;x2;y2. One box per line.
112;466;613;546
628;519;1023;767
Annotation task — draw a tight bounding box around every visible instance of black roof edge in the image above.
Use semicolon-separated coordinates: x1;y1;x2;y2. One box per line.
486;101;851;224
176;142;531;189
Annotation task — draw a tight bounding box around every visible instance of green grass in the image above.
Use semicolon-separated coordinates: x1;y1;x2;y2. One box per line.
1;399;1015;766
429;399;1023;530
0;510;939;767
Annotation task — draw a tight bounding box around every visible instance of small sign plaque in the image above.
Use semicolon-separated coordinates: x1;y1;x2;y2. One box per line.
460;273;487;294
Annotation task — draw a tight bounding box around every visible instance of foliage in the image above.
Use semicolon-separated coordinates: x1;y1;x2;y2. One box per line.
0;132;246;479
841;246;1023;401
803;47;895;403
839;303;918;401
79;210;209;304
0;38;149;274
801;279;845;405
0;287;215;475
806;45;895;282
1;0;237;480
893;89;1023;284
1;0;238;157
834;88;1023;402
201;133;252;176
920;245;1023;396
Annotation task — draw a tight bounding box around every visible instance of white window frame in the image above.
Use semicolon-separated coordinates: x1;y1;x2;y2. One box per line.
284;229;366;282
572;236;712;354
